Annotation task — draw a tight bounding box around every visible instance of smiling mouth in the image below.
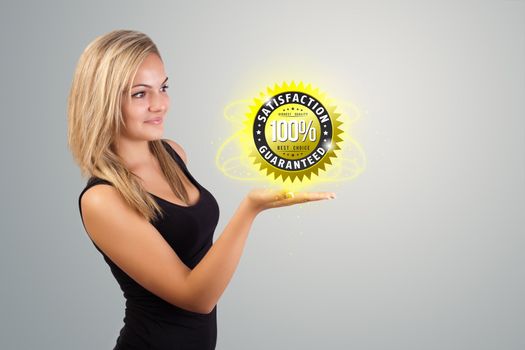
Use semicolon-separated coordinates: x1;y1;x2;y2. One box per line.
145;118;163;125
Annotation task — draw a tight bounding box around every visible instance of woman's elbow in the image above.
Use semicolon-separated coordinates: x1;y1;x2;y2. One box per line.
172;297;215;315
186;304;215;315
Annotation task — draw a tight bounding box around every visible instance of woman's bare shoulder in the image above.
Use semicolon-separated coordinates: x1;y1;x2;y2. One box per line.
80;183;121;214
163;138;188;165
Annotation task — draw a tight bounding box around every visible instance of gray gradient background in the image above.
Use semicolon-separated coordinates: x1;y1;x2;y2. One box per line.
1;1;524;349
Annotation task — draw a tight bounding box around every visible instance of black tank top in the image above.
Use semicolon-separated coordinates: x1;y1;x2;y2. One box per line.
78;140;220;350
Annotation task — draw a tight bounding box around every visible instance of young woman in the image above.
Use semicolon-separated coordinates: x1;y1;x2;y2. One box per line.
68;29;335;350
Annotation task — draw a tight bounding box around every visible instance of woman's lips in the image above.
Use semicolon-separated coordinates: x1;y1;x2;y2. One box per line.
145;118;163;125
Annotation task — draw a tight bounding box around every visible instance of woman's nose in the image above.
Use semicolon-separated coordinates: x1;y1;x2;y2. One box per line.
149;93;168;112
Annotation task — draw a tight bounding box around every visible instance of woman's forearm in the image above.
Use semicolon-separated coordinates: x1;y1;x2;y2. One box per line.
185;197;258;313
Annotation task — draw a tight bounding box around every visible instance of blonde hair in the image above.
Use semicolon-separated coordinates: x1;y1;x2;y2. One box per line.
68;29;189;222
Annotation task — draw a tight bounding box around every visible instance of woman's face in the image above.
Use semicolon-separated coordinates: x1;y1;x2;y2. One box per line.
120;53;170;141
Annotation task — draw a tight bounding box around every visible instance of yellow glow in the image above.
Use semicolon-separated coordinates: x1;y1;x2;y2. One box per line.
216;82;366;191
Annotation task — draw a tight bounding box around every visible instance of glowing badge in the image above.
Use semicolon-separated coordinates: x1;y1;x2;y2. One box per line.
243;81;343;183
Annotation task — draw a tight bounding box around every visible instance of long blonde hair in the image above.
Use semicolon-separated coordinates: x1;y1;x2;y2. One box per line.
68;29;189;222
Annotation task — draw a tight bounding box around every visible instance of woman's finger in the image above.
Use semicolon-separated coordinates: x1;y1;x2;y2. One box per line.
293;191;336;202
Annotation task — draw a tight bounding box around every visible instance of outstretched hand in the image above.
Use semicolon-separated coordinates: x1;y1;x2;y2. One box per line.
244;188;336;214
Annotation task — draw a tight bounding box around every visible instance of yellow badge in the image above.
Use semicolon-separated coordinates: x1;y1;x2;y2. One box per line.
243;81;343;183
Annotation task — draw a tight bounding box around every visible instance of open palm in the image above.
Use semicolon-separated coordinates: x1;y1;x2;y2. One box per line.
246;188;336;213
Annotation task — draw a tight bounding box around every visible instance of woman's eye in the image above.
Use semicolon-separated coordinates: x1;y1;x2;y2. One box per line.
131;85;167;98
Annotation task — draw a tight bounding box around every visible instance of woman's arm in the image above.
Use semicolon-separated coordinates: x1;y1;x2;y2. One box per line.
183;189;334;313
184;197;256;313
81;139;334;314
81;185;333;314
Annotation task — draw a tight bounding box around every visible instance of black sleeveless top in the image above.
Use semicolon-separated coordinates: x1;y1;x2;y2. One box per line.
78;140;220;350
